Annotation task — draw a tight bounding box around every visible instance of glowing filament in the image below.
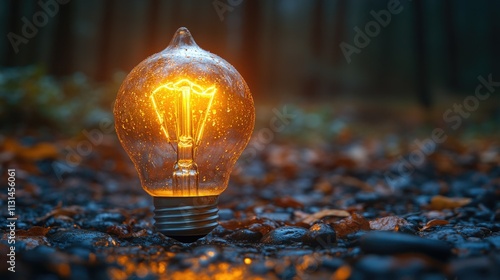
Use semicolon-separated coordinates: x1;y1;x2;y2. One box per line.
150;79;216;195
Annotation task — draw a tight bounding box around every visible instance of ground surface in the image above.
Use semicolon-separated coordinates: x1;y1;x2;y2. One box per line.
1;101;499;280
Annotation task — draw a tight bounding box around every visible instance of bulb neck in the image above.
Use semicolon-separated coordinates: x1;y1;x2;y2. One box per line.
153;196;219;243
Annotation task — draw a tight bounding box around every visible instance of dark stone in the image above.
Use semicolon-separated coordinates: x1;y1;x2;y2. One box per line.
450;256;500;280
354;255;395;277
455;242;491;257
423;228;466;244
398;223;419;235
355;254;430;279
218;208;235;220
345;231;368;247
360;231;452;260
250;261;272;275
457;226;491;239
302;223;336;248
228;229;263;242
259;212;291;221
486;236;500;249
320;258;344;270
129;232;172;246
261;226;308;245
49;229;118;249
94;212;126;223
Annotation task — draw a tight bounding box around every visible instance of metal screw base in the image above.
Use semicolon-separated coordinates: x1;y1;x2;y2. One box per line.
153;196;219;243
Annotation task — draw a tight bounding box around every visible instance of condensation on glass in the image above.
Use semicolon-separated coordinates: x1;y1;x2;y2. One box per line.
114;27;255;198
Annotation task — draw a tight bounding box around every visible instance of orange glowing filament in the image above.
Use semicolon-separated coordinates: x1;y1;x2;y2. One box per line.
150;79;216;195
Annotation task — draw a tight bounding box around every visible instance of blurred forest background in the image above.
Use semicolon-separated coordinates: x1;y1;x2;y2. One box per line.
0;0;499;135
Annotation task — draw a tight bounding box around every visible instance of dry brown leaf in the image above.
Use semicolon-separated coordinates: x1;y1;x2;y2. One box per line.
369;216;410;231
300;209;350;224
36;205;84;222
17;226;50;237
420;219;449;231
429;195;471;210
274;196;304;208
332;213;370;238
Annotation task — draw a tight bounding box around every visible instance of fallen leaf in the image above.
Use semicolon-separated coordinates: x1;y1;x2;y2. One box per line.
220;217;280;235
429;195;471;210
299;209;351;224
420;219;449;231
17;226;50;237
36;205;84;222
107;225;135;238
332;213;370;238
369;216;410;231
274;196;304;208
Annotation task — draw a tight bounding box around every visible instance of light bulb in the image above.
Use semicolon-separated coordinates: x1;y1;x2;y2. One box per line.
114;27;255;242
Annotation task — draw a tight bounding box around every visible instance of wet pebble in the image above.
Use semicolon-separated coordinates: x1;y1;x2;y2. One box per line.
94;212;126;223
228;229;263;242
457;226;491;239
218;208;234;220
344;231;368;247
261;226;308;245
360;231;452;260
320;257;344;270
302;223;336;247
455;242;491;257
250;260;273;275
130;232;172;246
49;229;118;249
486;235;500;249
354;255;429;279
423;228;465;243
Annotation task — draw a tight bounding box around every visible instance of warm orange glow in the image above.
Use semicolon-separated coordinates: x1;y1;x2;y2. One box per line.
150;79;216;145
149;78;217;195
244;258;252;265
332;265;352;280
114;27;255;197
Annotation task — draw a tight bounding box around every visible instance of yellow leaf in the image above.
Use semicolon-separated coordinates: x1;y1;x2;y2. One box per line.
300;209;350;224
420;219;449;231
429;195;471;210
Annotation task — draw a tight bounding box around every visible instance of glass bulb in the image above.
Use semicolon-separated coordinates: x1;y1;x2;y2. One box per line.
114;27;255;242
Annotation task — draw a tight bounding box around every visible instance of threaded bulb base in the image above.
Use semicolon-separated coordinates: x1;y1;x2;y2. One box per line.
153;196;219;243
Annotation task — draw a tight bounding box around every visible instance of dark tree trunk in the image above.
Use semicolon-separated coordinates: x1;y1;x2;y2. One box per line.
96;0;114;81
302;0;326;98
414;0;431;109
443;0;459;91
241;0;261;96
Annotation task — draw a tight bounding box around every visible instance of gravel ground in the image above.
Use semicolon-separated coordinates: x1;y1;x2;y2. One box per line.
1;111;499;279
